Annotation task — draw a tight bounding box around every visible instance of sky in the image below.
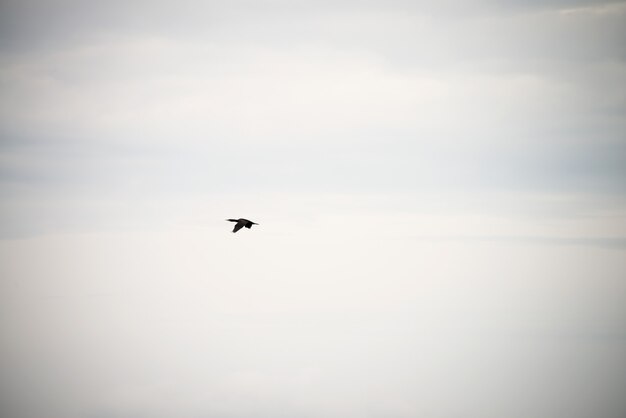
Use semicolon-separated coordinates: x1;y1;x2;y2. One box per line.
1;1;625;417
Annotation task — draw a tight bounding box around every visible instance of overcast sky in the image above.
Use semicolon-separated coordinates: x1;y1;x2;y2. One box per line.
1;1;625;417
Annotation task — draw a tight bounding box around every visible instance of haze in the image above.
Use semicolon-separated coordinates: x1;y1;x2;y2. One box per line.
1;1;625;417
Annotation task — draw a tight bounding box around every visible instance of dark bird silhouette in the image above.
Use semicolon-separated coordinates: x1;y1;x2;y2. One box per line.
226;218;259;233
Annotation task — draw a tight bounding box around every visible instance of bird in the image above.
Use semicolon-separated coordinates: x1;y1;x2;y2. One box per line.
226;218;259;233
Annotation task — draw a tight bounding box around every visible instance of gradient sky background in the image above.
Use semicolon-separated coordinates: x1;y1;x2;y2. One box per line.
1;1;625;417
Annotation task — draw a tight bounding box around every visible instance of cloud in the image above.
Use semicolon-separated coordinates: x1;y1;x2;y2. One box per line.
1;228;625;417
1;4;625;418
0;0;625;239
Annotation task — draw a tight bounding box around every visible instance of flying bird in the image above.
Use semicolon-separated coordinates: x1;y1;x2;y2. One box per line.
226;218;259;233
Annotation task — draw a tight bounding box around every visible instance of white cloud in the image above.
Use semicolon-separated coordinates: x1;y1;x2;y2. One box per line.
1;226;625;417
1;3;625;415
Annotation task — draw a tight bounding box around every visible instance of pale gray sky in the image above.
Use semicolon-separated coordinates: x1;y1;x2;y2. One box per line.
1;1;625;417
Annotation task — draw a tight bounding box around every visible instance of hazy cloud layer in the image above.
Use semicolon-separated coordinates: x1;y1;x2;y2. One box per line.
1;228;625;418
2;2;625;206
1;2;625;417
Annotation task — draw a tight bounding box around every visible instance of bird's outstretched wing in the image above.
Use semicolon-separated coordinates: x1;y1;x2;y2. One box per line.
232;222;244;233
